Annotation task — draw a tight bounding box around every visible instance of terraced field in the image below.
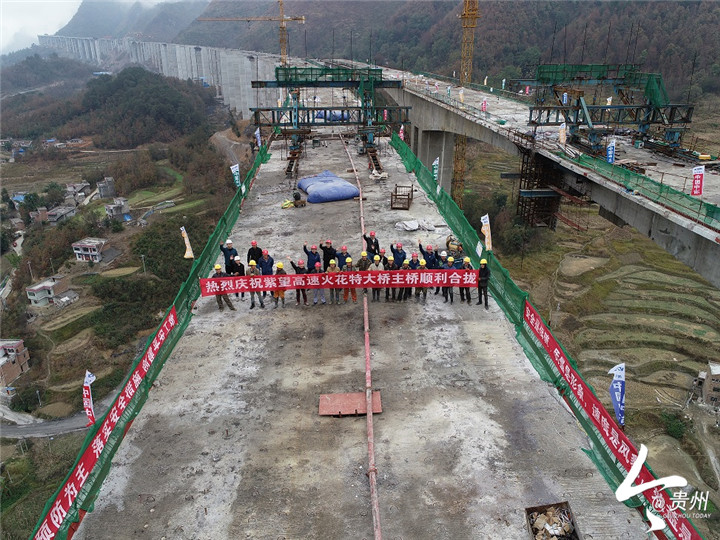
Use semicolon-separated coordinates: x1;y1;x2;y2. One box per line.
468;144;720;537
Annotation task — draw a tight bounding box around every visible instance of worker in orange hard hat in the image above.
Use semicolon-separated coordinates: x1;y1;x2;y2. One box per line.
477;258;491;309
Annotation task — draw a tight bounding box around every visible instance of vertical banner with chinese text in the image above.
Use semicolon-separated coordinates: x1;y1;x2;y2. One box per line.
608;363;626;427
691;166;704;196
606;138;616;164
523;301;702;540
82;371;96;427
230;164;240;188
33;307;178;540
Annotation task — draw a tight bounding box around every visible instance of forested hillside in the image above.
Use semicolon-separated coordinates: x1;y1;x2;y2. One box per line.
175;0;720;100
0;66;215;147
56;0;210;43
0;53;94;94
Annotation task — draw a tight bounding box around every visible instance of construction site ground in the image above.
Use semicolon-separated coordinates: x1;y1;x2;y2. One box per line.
75;133;647;539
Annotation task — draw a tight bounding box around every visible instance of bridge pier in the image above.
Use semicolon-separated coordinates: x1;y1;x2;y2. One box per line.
416;130;454;193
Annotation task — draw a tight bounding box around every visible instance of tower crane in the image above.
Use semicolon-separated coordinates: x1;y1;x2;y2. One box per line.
451;0;479;209
198;0;305;67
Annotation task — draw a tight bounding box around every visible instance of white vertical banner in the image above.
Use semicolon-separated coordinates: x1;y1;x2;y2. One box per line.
83;371;96;427
481;214;493;251
254;127;262;148
230;163;240;187
606;138;616;164
180;226;194;259
691;165;704;196
432;157;440;183
558;122;567;145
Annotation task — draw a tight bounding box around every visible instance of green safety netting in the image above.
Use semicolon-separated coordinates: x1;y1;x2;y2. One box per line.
564;152;720;230
31;146;271;540
389;133;704;539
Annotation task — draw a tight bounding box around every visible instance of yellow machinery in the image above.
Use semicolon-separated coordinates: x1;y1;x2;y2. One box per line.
198;0;305;67
451;0;479;209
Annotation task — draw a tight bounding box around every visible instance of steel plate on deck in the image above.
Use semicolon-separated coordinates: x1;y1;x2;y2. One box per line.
318;391;382;416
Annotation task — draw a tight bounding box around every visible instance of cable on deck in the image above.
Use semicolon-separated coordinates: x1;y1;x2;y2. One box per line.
339;133;382;540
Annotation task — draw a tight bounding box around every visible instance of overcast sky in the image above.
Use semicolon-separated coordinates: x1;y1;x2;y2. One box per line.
1;0;84;55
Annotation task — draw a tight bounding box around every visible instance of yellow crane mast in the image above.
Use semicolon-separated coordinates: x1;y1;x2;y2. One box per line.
451;0;479;209
198;0;305;67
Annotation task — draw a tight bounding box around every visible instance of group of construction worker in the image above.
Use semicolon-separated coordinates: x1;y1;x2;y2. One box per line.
212;234;491;311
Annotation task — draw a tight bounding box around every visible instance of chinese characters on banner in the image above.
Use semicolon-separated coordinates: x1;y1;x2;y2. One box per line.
606;138;616;164
523;301;702;539
82;371;96;427
608;363;625;427
691;166;704;196
432;157;440;183
200;270;479;297
230;163;240;187
34;307;178;540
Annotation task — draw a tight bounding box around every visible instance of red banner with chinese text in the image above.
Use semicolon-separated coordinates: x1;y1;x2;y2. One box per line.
34;307;179;540
523;301;701;540
691;166;704;197
200;269;479;296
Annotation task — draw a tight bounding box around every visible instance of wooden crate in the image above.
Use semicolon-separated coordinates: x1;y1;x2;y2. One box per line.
390;184;413;210
524;501;581;539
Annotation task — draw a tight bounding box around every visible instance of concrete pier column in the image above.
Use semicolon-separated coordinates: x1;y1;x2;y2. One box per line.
420;130;455;193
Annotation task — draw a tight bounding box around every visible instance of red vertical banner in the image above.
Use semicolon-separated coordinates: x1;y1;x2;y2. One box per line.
82;371;96;427
691;166;704;196
33;307;178;540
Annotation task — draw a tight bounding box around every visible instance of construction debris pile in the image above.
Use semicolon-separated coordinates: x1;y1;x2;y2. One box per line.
526;502;580;540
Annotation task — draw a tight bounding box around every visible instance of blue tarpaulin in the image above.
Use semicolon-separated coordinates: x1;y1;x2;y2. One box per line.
298;170;359;203
314;110;350;121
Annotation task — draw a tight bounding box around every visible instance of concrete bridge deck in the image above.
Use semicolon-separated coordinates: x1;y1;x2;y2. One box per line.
74;130;647;539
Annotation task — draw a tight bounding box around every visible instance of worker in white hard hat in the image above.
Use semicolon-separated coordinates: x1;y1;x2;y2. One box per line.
212;264;235;311
435;250;448;295
219;238;238;274
246;260;264;309
477;258;491;309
